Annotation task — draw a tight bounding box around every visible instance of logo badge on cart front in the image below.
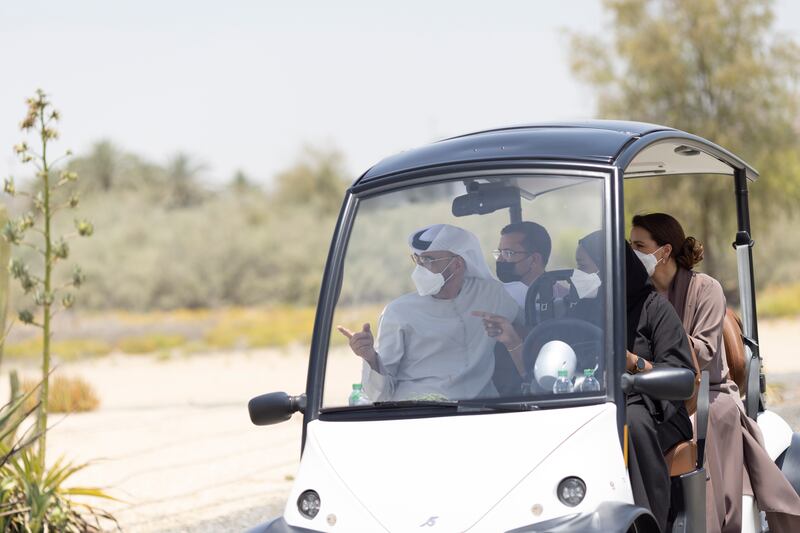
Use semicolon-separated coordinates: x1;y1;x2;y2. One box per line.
420;516;439;527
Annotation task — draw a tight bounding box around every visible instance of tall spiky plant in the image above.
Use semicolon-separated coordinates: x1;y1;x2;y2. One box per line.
0;205;9;365
2;89;92;470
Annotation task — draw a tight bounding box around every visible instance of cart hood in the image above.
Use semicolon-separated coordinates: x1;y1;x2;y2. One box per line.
295;403;611;532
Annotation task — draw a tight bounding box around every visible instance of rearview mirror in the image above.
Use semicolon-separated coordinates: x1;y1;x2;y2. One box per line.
452;183;520;217
248;392;306;426
620;367;694;401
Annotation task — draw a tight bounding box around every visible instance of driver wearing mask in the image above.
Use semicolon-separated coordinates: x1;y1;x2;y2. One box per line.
493;221;551;307
479;230;606;385
337;224;522;402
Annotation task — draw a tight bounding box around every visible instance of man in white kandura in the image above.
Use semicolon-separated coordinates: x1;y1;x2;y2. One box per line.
337;224;523;402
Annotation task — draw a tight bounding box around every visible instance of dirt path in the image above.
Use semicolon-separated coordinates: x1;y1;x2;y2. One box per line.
757;317;800;374
1;316;796;532
0;348;352;532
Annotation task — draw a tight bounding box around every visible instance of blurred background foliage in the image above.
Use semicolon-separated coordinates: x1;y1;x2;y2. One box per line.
570;0;800;303
6;143;349;312
1;0;798;362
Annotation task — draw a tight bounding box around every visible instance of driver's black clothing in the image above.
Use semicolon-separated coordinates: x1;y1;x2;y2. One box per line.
625;244;694;532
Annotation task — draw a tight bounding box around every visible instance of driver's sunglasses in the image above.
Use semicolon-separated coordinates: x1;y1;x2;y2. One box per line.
492;249;532;261
410;254;453;268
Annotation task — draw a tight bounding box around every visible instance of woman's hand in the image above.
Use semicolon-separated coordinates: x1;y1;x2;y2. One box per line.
626;350;637;372
626;350;652;373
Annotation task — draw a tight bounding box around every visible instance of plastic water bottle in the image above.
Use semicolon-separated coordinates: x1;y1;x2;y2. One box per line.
552;369;573;394
579;369;601;392
348;384;371;406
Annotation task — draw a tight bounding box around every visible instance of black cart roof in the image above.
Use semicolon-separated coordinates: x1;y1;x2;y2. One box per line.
356;120;758;185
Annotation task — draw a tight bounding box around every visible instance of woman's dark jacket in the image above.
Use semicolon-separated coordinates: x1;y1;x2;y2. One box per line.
625;243;695;425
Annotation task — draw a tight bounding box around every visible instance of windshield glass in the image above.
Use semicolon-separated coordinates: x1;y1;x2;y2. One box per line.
323;171;610;409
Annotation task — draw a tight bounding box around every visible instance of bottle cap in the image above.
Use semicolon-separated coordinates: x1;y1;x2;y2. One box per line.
557;369;568;377
584;369;593;377
353;383;362;390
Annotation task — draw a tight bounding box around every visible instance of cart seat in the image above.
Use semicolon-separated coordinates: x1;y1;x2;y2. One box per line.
722;308;746;394
664;440;697;477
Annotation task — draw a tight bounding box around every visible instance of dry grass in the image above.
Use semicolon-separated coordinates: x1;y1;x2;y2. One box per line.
1;304;388;360
4;338;113;362
118;333;187;354
108;308;214;324
766;381;787;405
758;283;800;319
203;307;317;349
22;374;100;413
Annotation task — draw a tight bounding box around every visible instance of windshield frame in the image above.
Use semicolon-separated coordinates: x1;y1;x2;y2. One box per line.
304;160;625;427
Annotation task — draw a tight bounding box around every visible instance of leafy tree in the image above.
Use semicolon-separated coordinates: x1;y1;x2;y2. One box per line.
230;169;255;192
569;0;800;279
71;140;118;192
68;140;145;191
165;152;207;208
271;145;350;216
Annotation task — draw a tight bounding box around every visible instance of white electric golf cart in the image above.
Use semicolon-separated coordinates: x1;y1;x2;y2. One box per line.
248;121;800;533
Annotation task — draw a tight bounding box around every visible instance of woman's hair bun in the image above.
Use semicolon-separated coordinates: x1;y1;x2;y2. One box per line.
677;236;704;269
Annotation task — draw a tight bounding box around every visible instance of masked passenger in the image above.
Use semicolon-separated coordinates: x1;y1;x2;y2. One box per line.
482;229;600;385
337;224;522;402
624;240;695;532
494;221;551;307
632;213;800;533
568;230;604;325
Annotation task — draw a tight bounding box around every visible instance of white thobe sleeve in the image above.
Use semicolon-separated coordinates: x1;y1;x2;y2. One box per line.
361;305;405;402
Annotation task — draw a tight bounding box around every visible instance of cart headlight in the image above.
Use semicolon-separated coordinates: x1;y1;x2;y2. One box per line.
297;490;321;519
557;477;586;507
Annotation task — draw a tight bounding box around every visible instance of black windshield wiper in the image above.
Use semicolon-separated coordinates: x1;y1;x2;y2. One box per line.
369;399;539;413
456;400;539;412
371;400;459;409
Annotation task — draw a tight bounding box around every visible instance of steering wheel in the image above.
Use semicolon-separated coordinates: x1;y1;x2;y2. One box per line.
524;269;579;328
523;318;604;394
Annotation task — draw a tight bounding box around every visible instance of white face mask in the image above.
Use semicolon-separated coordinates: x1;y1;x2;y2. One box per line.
411;258;455;296
570;269;602;299
634;246;665;277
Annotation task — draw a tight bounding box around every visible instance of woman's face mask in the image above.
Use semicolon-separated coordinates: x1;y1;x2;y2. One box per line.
634;246;665;277
570;269;602;299
411;258;455;296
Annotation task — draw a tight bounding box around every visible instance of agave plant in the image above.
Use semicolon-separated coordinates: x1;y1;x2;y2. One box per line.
0;379;41;462
0;447;118;532
0;380;117;532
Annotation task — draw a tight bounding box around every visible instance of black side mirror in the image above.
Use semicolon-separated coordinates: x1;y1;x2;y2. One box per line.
248;392;306;426
621;367;695;401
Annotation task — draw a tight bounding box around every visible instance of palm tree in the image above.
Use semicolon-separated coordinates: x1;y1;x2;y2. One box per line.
165;153;206;208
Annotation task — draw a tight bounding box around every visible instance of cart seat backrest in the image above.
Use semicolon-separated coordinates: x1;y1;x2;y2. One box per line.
684;343;702;416
722;308;746;394
665;440;697;477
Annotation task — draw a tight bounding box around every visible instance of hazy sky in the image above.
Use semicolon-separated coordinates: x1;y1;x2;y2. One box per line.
2;1;799;186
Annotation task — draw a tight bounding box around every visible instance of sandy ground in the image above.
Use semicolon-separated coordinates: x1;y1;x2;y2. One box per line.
1;347;361;533
2;316;797;532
